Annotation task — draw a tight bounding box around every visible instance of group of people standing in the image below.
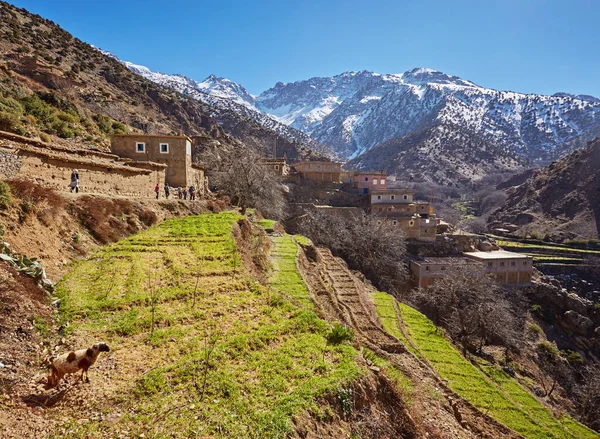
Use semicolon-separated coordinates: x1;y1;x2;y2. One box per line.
154;183;197;200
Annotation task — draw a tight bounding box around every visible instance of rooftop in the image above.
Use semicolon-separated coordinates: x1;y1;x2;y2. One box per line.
464;251;533;260
410;256;477;265
371;189;415;194
111;133;192;141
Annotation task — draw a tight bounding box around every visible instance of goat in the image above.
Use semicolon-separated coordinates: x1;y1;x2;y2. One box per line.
47;342;110;387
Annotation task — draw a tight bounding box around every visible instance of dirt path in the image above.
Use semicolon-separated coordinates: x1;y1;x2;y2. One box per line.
297;244;521;439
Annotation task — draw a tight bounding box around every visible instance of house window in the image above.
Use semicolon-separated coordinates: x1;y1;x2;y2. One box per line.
441;266;446;271
388;207;392;211
403;195;408;200
275;165;279;171
391;195;395;200
500;262;505;266
409;220;415;226
488;262;493;267
511;261;515;266
373;179;378;185
392;220;397;225
377;195;382;200
160;143;169;153
365;177;369;181
136;142;145;153
425;266;430;271
523;261;528;266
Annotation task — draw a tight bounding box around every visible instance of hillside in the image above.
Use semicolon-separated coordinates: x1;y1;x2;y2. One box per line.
346;123;525;186
489;137;600;240
0;1;321;161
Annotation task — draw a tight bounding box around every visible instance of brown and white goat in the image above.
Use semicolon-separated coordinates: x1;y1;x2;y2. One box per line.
47;342;110;387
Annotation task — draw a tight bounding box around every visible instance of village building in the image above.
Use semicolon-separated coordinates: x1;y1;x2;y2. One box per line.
110;134;206;193
464;250;533;286
409;256;479;288
259;158;289;176
410;257;481;288
350;170;387;194
370;189;439;241
293;161;342;182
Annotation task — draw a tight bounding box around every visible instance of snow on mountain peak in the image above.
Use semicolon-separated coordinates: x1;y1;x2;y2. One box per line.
401;67;479;88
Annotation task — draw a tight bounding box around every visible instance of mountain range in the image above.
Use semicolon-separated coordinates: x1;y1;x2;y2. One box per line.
104;54;600;183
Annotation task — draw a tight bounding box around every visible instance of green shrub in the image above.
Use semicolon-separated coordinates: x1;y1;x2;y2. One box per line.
537;340;559;359
21;94;55;124
326;322;354;345
0;181;12;209
0;111;21;133
527;321;542;336
39;133;51;143
561;349;584;366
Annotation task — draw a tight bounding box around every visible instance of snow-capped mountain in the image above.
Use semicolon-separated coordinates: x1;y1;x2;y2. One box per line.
97;49;332;158
256;68;600;161
98;47;600;183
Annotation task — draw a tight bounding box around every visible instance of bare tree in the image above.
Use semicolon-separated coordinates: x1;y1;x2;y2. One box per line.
574;365;600;430
204;147;287;219
411;264;522;354
296;209;408;294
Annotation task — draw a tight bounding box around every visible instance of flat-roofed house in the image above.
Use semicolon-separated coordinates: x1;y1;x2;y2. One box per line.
351;171;387;194
293;161;342;182
410;256;481;288
259;158;289;176
464;250;533;286
111;134;205;193
370;189;439;241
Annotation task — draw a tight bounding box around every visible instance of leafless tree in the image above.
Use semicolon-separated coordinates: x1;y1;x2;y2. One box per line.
574;365;600;430
296;209;408;294
203;146;287;219
411;264;522;354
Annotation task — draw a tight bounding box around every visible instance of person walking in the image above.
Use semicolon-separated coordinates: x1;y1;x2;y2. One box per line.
177;186;183;199
164;183;170;199
183;187;188;200
189;185;195;201
154;184;160;200
69;169;79;193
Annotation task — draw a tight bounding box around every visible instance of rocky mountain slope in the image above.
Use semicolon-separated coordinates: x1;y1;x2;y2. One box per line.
0;1;323;161
489;137;600;240
105;54;334;159
258;68;600;162
110;56;600;183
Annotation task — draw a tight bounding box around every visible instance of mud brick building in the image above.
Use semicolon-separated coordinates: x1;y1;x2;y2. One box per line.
111;134;205;190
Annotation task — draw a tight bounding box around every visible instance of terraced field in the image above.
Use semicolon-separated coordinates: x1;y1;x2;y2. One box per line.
372;292;598;439
52;213;362;438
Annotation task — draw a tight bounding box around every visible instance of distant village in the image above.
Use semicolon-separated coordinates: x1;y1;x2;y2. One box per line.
0;130;533;290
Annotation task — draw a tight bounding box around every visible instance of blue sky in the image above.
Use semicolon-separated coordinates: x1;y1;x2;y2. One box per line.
8;0;600;97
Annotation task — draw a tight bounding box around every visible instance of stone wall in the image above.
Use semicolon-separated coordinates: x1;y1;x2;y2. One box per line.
0;145;166;198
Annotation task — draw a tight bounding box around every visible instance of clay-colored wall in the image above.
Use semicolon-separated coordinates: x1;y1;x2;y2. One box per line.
111;135;192;187
0;147;165;198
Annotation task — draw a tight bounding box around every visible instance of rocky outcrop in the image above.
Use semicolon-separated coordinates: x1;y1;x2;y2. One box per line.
490;138;600;240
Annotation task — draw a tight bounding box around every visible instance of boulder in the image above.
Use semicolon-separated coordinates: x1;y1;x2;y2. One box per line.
478;241;494;251
562;310;594;335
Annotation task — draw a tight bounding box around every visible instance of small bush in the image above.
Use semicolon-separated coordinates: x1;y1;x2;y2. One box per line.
39;133;51;143
0;181;12;209
537;340;559;359
527;321;543;336
326;322;354;345
0;111;21;133
561;349;584;366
